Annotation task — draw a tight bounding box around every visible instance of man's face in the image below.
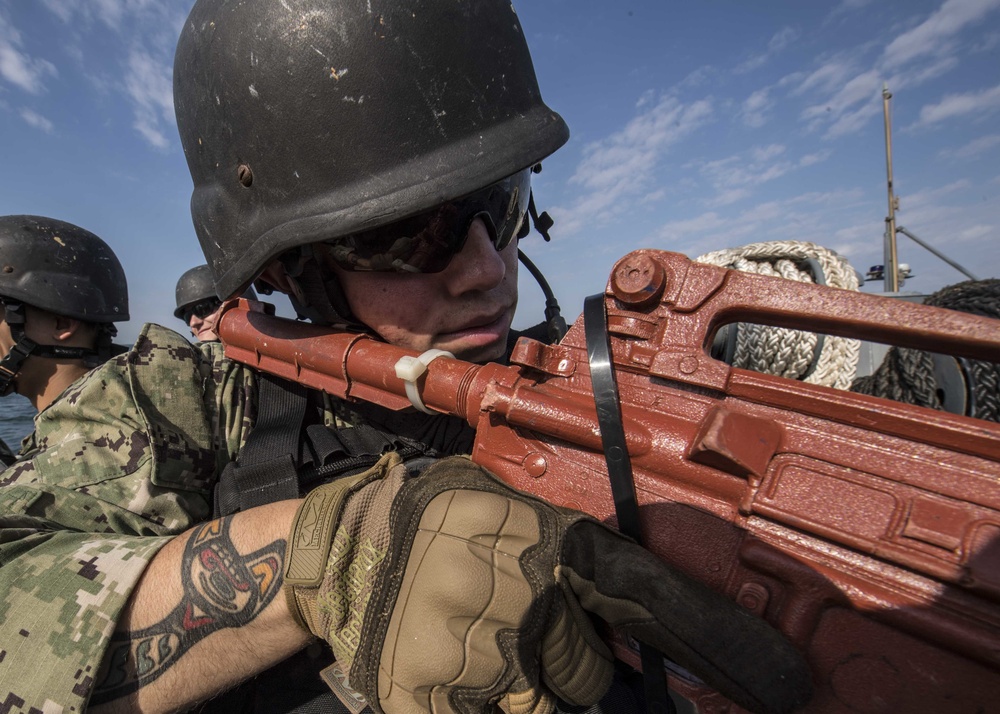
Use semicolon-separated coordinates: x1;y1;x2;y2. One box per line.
331;218;519;363
188;303;224;342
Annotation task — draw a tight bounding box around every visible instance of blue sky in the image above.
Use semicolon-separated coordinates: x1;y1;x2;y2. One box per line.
1;0;998;343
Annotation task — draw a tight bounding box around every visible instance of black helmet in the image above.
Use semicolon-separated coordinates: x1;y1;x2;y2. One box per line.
174;263;256;321
0;215;128;391
174;0;569;300
0;215;129;322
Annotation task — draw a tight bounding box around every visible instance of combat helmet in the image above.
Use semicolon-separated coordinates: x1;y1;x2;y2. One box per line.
174;0;569;304
174;263;257;324
0;215;129;390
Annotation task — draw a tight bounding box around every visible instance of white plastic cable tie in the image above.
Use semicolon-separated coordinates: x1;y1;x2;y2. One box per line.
394;349;454;414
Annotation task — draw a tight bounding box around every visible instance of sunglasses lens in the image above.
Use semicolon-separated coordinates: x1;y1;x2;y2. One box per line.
325;169;530;273
185;299;220;322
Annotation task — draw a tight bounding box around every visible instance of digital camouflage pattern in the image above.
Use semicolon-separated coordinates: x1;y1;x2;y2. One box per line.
0;323;255;712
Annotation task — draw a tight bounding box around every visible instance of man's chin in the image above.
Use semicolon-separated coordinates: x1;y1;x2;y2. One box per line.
448;335;508;364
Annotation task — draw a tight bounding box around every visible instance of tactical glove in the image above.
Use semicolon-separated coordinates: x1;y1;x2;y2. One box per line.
284;453;812;714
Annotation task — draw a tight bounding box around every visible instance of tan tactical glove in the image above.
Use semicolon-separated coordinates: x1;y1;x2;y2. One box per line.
284;453;811;714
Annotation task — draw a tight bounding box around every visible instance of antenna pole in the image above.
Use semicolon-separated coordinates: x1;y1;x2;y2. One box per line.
882;84;900;292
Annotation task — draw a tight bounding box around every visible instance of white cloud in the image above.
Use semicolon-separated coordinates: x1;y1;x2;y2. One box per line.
752;144;786;162
19;107;54;132
124;48;175;150
794;1;1000;140
799;150;832;167
740;88;773;128
915;83;1000;126
657;212;727;242
708;188;752;207
0;16;58;94
882;0;1000;69
902;180;972;205
735;27;800;74
802;69;880;122
793;59;857;97
34;0;187;148
40;0;162;31
939;133;1000;159
826;0;875;22
551;95;714;235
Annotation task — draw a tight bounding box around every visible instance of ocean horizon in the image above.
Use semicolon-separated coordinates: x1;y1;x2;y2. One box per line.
0;394;36;453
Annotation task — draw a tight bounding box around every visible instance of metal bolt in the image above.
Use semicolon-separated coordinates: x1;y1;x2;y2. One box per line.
237;163;254;187
522;453;547;478
610;253;667;308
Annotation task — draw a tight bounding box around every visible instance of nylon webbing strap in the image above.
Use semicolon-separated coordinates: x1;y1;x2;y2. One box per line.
214;373;308;516
297;423;424;489
584;294;674;714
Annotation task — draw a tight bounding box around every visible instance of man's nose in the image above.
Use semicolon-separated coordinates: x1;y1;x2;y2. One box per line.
443;217;507;294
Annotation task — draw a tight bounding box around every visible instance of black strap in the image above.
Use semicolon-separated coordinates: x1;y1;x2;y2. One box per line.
584;294;675;714
0;337;36;393
296;423;425;489
214;373;309;516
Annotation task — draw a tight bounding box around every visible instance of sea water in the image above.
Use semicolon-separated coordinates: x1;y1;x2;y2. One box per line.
0;394;36;453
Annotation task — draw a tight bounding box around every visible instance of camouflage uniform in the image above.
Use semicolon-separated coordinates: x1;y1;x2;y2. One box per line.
0;324;254;712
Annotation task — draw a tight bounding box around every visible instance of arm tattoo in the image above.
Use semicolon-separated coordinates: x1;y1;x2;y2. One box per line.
91;517;286;704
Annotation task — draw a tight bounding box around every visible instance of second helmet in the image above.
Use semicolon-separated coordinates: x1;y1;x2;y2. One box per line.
0;215;128;323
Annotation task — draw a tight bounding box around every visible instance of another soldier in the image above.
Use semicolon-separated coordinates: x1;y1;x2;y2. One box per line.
1;3;812;714
173;264;224;342
174;264;257;343
0;215;127;414
0;215;128;469
0;215;256;709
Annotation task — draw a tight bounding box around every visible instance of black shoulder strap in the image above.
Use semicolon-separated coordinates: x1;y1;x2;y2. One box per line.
214;373;443;516
214;373;308;516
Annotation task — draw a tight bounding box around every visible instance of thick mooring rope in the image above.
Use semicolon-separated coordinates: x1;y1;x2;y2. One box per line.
851;279;1000;422
696;241;861;390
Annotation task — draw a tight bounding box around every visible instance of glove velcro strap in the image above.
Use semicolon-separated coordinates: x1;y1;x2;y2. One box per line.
284;452;403;633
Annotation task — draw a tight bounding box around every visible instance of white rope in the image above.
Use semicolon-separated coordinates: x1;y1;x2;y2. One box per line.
695;240;861;390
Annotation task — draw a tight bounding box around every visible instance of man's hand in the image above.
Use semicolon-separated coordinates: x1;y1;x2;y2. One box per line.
285;453;813;714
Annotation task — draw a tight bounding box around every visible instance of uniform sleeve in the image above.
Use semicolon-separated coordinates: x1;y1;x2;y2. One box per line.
0;323;254;711
0;506;170;713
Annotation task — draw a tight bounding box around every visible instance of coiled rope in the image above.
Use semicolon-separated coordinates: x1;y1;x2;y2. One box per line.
696;241;861;390
851;279;1000;422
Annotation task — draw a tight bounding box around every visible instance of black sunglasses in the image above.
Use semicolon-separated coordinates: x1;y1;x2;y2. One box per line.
182;298;222;323
321;169;531;274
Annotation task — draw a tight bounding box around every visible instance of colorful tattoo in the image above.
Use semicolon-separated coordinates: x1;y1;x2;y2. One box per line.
91;518;285;703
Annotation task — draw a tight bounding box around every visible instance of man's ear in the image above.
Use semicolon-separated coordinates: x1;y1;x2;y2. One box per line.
51;315;84;343
259;259;310;306
258;260;295;293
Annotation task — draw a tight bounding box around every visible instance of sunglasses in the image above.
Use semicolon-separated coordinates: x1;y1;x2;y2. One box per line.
321;169;531;274
182;298;222;323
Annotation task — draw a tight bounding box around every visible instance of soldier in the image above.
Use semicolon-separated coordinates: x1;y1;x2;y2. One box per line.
0;215;128;415
1;3;812;714
174;264;257;343
0;215;256;710
0;216;129;468
173;264;224;342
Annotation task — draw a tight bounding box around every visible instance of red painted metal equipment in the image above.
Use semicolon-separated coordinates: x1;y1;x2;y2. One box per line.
219;249;1000;713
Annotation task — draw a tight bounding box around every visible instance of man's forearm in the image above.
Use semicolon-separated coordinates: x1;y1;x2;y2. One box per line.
90;499;311;713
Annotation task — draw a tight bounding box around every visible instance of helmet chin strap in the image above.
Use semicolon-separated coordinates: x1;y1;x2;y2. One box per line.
0;301;36;394
0;300;115;394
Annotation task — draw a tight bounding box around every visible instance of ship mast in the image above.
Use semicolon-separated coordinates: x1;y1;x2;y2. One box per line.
882;83;900;292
